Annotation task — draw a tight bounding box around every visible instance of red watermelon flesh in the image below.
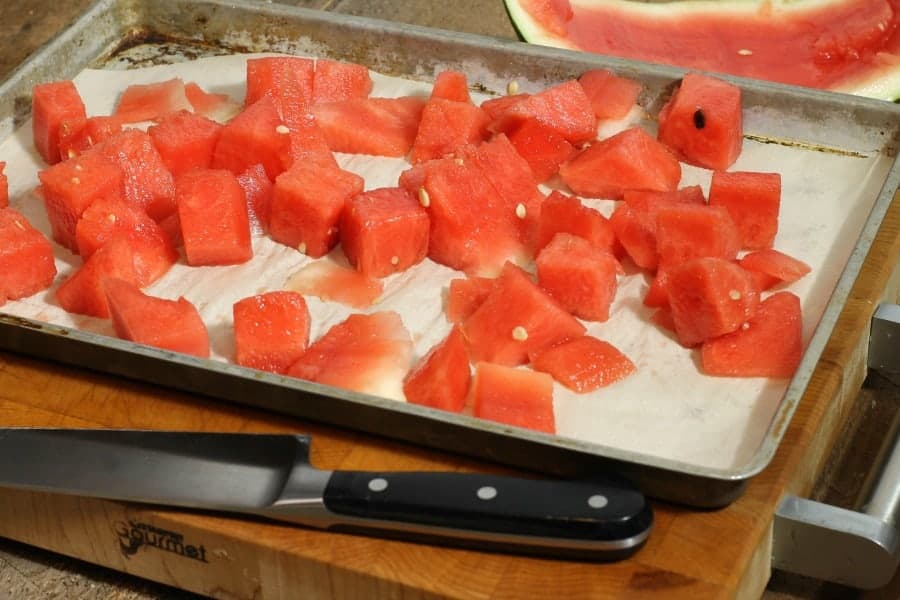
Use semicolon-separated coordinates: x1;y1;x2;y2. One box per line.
184;82;241;122
341;187;430;278
269;161;364;259
32;80;86;164
236;163;274;235
176;169;252;266
312;59;374;105
410;98;490;164
233;291;311;374
286;259;383;309
655;203;741;271
283;112;340;171
244;56;315;125
104;277;209;359
403;326;472;413
667;256;760;347
480;94;530;121
446;276;497;324
535;190;615;255
658;73;743;171
38;151;125;251
739;248;812;289
0;208;57;305
461;262;586;366
519;0;574;37
148;110;223;177
431;70;471;103
58;116;123;161
489;79;597;144
536;232;620;322
97;129;176;222
287;311;413;397
471;361;555;434
709;170;781;250
0;163;6;208
212;96;295;180
312;97;426;157
559;126;681;199
701;291;802;378
643;269;670;309
506;118;577;182
113;78;192;124
55;236;139;318
577;69;642;120
529;336;636;393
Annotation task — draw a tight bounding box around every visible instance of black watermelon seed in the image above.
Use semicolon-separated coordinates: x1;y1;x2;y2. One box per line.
693;109;706;129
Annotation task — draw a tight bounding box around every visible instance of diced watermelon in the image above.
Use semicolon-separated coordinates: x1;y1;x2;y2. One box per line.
148;110;223;177
184;82;241;122
658;73;743;171
32;80;86;164
739;248;812;290
244;56;315;125
55;236;138;318
519;0;574;37
559;127;681;199
446;276;496;323
643;269;670;308
233;291;311;374
74;196;178;286
535;190;615;255
536;232;619;322
461;262;585;366
286;259;383;309
113;78;192;123
489;79;596;144
577;69;642;120
104;278;209;358
430;70;471;103
655;203;741;270
0;162;7;208
287;311;413;397
506;118;577;182
701;291;802;378
341;187;430;278
212;96;295;180
0;208;57;304
651;307;676;332
312;97;426;157
709;170;781;250
176;169;252;266
480;93;529;121
529;336;636;393
58;116;122;161
667;257;760;347
403;326;471;412
38;151;125;251
269;161;364;258
471;362;555;434
312;59;373;104
410;98;490;164
236;163;273;235
97;129;176;221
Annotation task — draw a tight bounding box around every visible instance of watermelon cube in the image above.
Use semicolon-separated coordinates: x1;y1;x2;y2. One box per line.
97;129;176;221
536;233;620;322
58;116;122;160
312;59;373;105
643;269;670;308
410;98;489;164
341;187;430;278
0;208;57;305
739;248;811;291
269;162;364;258
176;169;252;266
446;276;496;323
55;236;139;318
578;69;642;121
32;80;86;164
655;203;741;270
38;151;126;251
113;78;192;124
667;257;760;347
701;291;802;378
559;127;681;199
658;73;743;171
430;70;471;103
535;190;616;255
104;278;209;358
461;262;586;366
148;110;223;177
312;97;426;157
489;79;597;145
287;311;413;398
236;163;274;235
709;170;782;250
0;162;7;208
233;291;311;374
529;336;636;393
403;326;472;412
212;96;295;180
245;56;315;125
286;259;383;309
471;362;555;434
506;118;576;183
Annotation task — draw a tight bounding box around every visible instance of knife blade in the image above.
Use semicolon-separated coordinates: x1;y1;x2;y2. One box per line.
0;428;652;560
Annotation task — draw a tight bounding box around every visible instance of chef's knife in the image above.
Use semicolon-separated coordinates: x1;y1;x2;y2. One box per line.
0;428;652;560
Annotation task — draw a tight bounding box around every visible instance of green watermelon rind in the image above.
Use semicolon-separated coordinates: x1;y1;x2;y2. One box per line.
503;0;900;102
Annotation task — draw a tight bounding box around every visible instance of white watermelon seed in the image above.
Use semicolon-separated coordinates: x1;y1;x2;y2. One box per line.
71;177;81;185
737;49;753;56
418;187;430;208
297;242;307;255
14;220;25;230
729;289;742;300
390;256;400;266
67;149;77;159
454;157;464;166
515;203;527;219
74;163;83;171
507;80;519;95
107;214;117;223
275;124;290;135
512;326;528;341
741;322;751;331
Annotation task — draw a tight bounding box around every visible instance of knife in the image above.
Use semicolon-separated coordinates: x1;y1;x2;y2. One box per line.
0;428;652;560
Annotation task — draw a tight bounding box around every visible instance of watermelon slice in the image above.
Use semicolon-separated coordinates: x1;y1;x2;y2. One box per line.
311;97;426;157
244;56;315;124
233;291;311;374
285;259;384;309
708;170;781;250
403;326;472;412
739;248;812;290
184;82;241;122
104;278;210;358
148;110;223;177
58;116;122;161
480;94;530;121
430;70;472;103
504;0;900;101
529;336;636;393
410;98;490;164
113;78;192;123
287;311;413;399
0;208;57;305
31;80;86;164
535;190;616;255
55;236;139;318
471;362;556;434
488;79;597;144
578;69;642;120
312;59;374;104
446;276;497;323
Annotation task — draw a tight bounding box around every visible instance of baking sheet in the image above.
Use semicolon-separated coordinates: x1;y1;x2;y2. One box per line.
0;0;898;505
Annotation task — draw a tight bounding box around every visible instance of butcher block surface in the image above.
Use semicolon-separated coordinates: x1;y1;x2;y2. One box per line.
0;1;899;599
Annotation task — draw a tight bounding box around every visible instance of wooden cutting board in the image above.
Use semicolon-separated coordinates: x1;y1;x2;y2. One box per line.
0;185;896;599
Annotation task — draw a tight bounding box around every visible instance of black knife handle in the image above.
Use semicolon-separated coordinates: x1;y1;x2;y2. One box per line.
322;471;652;561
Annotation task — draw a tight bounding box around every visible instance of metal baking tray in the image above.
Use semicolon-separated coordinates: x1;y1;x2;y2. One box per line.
0;0;898;507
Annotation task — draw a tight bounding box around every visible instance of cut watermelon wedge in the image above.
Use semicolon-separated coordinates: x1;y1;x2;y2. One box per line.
403;326;471;413
471;362;556;434
529;336;636;393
